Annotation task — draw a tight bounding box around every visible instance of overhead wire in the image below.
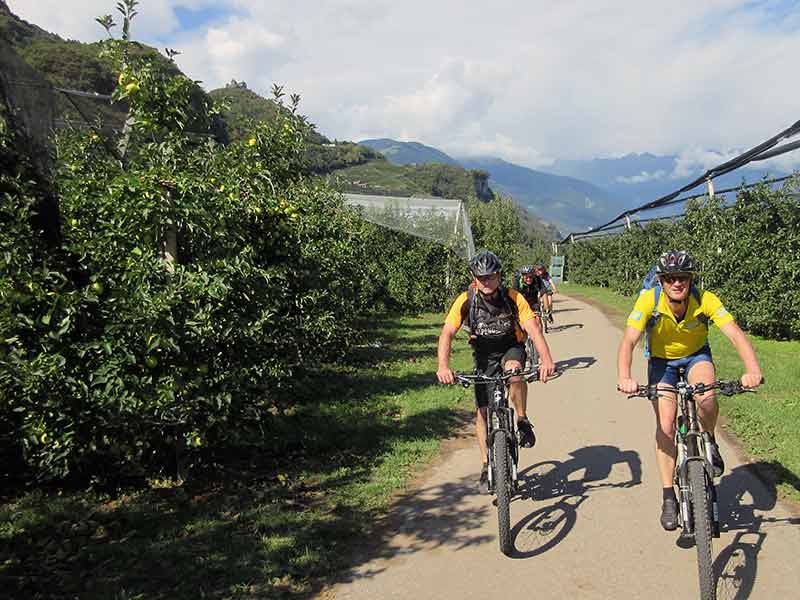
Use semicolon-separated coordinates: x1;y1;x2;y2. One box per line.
560;119;800;243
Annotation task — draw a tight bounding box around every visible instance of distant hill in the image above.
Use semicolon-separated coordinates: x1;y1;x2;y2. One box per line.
0;1;221;138
327;159;494;202
359;138;460;166
459;157;624;234
358;137;622;233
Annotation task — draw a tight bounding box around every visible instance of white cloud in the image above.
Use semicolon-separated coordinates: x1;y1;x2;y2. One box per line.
671;148;740;178
616;170;668;184
8;0;800;171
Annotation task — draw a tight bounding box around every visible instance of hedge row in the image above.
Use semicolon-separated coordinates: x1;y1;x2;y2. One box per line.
564;178;800;339
0;30;536;484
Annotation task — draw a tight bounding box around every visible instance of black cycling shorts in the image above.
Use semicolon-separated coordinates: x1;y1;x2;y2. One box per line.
473;343;526;408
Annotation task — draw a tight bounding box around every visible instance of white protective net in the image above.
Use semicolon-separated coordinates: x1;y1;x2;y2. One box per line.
343;193;476;260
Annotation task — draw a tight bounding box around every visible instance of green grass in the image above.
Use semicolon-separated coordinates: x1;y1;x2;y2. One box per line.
0;314;476;599
560;282;800;504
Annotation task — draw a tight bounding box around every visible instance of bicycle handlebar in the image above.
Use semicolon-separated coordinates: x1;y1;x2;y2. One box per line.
624;380;757;400
454;367;540;387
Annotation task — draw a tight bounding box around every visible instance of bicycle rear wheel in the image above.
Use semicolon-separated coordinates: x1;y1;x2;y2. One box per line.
493;430;513;556
688;460;715;599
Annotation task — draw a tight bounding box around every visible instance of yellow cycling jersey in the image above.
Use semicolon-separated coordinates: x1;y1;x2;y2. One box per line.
626;288;734;359
445;287;536;343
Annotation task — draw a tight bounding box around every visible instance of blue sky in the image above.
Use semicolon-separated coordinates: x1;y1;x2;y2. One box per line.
8;0;800;173
173;5;237;33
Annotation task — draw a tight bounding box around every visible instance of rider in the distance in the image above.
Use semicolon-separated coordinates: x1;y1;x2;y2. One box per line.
535;264;556;323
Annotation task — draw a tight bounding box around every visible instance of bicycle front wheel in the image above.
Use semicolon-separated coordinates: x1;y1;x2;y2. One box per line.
493;430;513;556
688;460;715;599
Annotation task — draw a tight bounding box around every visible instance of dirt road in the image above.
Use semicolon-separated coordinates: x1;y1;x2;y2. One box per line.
325;295;799;600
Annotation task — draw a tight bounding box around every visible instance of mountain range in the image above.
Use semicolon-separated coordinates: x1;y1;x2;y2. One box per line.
358;139;790;235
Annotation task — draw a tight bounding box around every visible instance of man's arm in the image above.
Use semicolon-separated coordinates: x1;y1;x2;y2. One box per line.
718;321;763;388
617;326;644;393
522;318;555;382
436;323;459;384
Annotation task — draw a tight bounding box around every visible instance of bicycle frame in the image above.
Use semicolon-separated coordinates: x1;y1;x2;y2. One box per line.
672;369;719;537
455;367;538;495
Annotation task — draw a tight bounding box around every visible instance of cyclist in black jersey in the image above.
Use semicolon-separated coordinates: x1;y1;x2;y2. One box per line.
513;265;544;312
438;252;555;492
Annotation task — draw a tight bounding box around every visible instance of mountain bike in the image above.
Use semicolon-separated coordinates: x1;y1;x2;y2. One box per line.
455;366;539;556
627;371;756;600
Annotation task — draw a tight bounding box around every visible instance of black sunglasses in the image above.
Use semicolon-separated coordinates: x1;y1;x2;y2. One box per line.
661;275;690;284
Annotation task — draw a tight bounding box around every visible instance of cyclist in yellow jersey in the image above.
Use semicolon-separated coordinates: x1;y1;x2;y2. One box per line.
617;250;763;530
438;251;555;492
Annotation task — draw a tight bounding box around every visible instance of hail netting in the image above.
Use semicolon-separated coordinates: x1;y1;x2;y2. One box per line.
344;193;476;260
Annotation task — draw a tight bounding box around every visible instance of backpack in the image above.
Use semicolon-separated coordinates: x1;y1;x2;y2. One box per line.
639;265;708;358
463;285;521;342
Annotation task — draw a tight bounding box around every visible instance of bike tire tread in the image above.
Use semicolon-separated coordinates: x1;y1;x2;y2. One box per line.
493;430;513;556
688;460;716;599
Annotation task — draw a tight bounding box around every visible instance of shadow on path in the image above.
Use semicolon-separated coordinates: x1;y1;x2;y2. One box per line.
335;474;494;585
554;356;597;372
712;462;800;600
548;322;584;333
508;445;642;558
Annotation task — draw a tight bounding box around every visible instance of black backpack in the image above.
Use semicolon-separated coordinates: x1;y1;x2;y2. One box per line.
463;285;521;340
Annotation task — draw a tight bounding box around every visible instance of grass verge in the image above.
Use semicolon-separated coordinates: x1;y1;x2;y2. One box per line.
560;282;800;505
0;314;475;599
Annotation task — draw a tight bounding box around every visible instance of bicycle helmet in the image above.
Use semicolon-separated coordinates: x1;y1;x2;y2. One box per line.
656;250;696;275
469;251;502;278
520;265;535;275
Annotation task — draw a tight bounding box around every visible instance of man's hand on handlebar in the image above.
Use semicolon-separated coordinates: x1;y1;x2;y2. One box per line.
538;357;555;383
616;378;639;394
437;366;455;385
741;372;764;389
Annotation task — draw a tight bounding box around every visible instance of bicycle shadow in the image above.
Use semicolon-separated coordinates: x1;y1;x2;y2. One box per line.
712;462;800;600
554;356;597;372
547;322;584;333
507;445;642;559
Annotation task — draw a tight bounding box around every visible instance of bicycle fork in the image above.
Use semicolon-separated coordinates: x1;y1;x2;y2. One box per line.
676;420;721;538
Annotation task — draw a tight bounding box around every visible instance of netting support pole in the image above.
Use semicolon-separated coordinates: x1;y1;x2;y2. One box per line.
706;177;715;201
